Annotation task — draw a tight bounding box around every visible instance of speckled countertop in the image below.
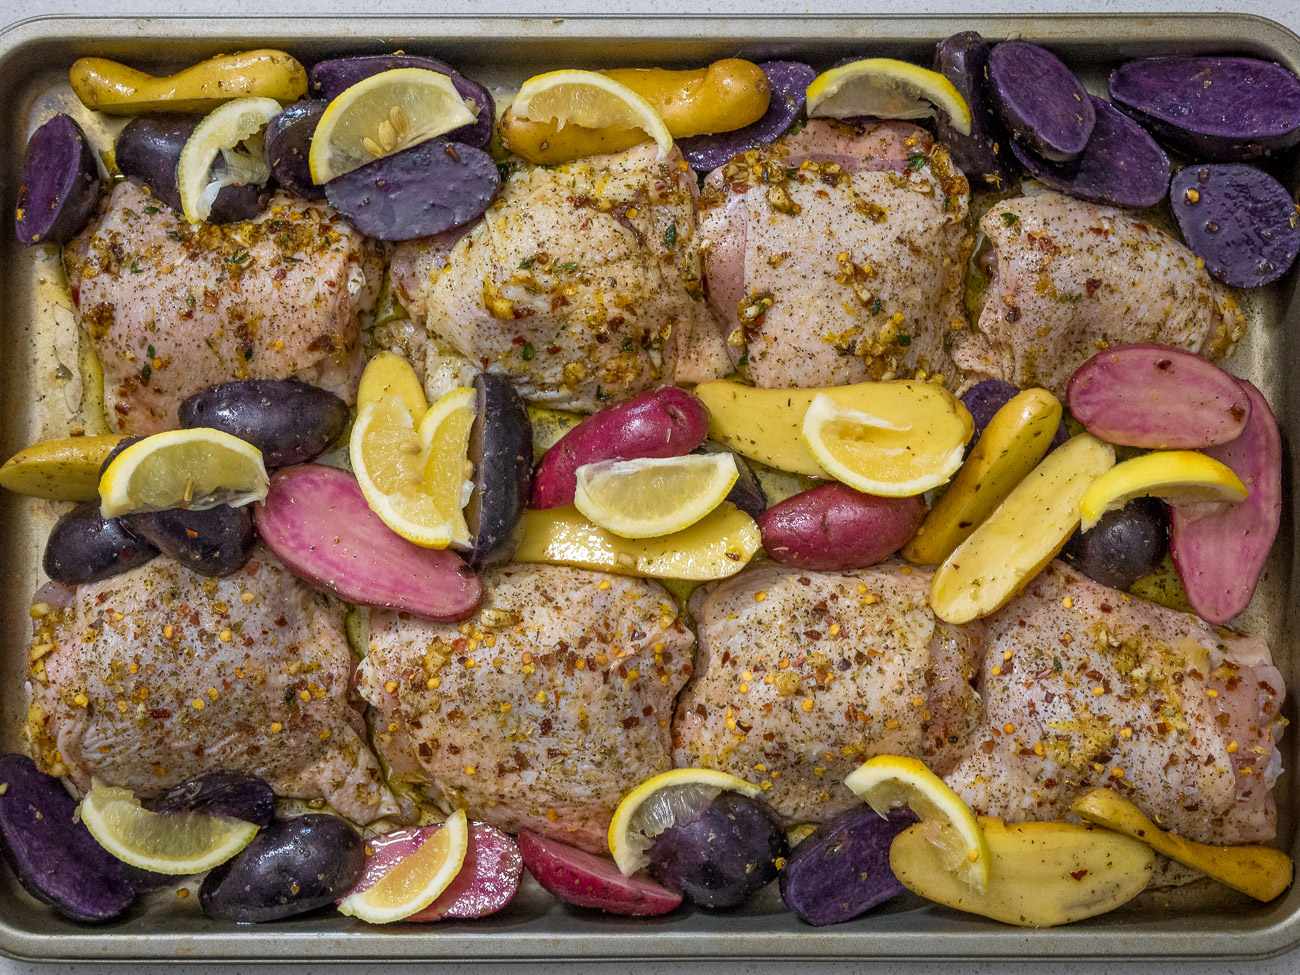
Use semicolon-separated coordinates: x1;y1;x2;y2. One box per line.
0;0;1297;970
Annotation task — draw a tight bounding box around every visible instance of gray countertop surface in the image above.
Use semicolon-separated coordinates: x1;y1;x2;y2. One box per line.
1;0;1297;969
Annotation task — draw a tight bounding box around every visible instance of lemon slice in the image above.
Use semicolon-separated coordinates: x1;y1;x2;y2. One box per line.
98;428;268;519
608;768;761;876
1079;450;1247;531
176;96;281;224
308;69;477;184
350;391;471;549
78;782;259;875
573;454;738;539
806;58;972;136
417;385;477;510
802;392;967;497
358;350;429;421
338;809;469;923
844;755;990;892
510;69;674;161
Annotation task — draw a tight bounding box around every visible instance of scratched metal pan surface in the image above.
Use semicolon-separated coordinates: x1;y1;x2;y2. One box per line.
0;10;1297;963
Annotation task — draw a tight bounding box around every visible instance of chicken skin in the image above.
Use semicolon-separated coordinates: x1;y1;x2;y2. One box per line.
415;143;729;412
357;564;694;852
699;119;971;389
951;190;1246;397
25;549;397;824
63;182;378;434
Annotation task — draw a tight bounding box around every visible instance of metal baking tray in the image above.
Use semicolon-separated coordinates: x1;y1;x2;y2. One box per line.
1;10;1298;963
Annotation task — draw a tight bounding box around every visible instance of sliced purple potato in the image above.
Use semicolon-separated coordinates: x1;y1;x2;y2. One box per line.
122;504;256;578
147;771;274;827
1011;95;1169;208
325;137;498;241
679;61;815;171
932;32;1019;190
265;100;327;201
1170;164;1300;289
16;114;100;246
465;372;533;570
0;754;134;922
309;55;494;149
989;40;1095;162
695;441;766;520
1109;56;1300;161
43;501;159;586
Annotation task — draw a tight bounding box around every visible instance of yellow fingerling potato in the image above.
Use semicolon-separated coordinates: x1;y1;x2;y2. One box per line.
527;405;584;458
890;817;1154;927
1072;789;1294;902
904;388;1062;565
0;435;127;501
602;59;770;139
498;112;647;166
514;503;759;580
357;351;428;422
70;49;307;115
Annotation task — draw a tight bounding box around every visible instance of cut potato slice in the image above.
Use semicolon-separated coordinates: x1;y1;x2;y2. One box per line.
929;433;1115;624
358;350;429;421
890;817;1153;927
0;434;126;501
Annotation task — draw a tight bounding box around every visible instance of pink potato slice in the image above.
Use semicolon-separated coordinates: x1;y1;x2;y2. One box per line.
518;830;682;916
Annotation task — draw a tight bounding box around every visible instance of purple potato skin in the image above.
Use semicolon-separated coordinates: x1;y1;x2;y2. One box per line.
266;101;328;201
16;114;100;246
1011;95;1170;208
696;441;767;520
148;771;275;827
0;754;135;922
961;380;1069;451
1061;496;1169;591
1170;164;1300;289
179;379;349;468
779;807;914;926
42;501;159;586
466;372;533;570
646;791;788;910
933;32;1019;190
989;41;1095;162
325;138;498;241
679;62;815;171
200;815;365;922
115;114;270;223
123;504;256;578
309;55;494;149
1109;57;1300;161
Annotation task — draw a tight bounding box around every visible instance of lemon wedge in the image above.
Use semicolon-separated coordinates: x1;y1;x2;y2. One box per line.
176;96;281;224
802;392;968;497
98;428;268;519
78;782;259;875
845;755;990;892
509;69;674;161
418;385;477;509
357;350;430;421
338;809;469;924
1079;450;1247;531
608;768;762;877
806;58;972;136
309;68;477;184
573;454;738;539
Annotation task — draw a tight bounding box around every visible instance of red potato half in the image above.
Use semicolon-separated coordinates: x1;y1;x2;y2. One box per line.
518;830;682;916
1170;380;1282;624
254;464;481;622
1067;344;1251;449
530;387;710;508
758;484;926;571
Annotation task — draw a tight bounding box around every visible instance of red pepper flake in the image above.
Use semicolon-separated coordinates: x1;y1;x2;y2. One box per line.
1070;869;1089;881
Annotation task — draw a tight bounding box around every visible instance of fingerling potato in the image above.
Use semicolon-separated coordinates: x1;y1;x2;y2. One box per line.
603;59;770;138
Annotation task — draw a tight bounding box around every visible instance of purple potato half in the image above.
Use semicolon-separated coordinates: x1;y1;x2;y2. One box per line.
933;32;1019;190
989;40;1095;162
148;771;275;827
122;504;257;578
16;114;100;246
1061;496;1169;591
179;378;349;468
1170;163;1300;288
695;441;767;520
1109;56;1300;161
265;100;328;201
465;372;533;570
679;61;815;172
961;379;1069;450
1011;95;1170;208
43;501;158;586
325;138;498;241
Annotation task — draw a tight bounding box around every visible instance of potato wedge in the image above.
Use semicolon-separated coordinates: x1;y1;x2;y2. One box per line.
890;817;1153;927
70;50;307;116
930;433;1115;623
1072;789;1293;902
498;112;647;166
904;388;1062;565
356;351;428;421
527;405;584;457
514;503;759;580
0;434;126;501
693;379;971;477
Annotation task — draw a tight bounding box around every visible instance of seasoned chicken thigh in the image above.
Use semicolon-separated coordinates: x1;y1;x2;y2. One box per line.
357;564;694;852
25;549;397;824
64;182;378;434
415;143;729;411
699;119;971;389
951;191;1246;397
673;563;981;822
947;562;1285;845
